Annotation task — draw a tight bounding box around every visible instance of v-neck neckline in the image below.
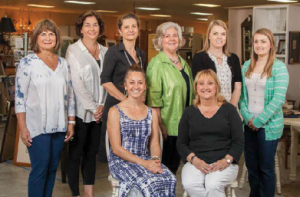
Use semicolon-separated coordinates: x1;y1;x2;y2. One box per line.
197;104;223;119
35;53;60;73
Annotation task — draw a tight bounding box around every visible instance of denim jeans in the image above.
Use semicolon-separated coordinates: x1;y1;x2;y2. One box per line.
27;132;65;197
244;125;278;197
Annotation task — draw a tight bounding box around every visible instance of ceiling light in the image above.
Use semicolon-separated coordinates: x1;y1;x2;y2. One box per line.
27;4;55;8
191;12;213;16
267;0;298;2
136;7;160;11
96;10;118;13
150;14;171;17
64;1;96;5
197;18;208;21
193;3;221;7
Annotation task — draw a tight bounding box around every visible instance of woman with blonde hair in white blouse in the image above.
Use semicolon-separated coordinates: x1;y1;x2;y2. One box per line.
65;10;108;197
15;19;75;197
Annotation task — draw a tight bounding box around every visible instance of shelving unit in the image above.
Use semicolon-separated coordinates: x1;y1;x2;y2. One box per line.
253;5;300;65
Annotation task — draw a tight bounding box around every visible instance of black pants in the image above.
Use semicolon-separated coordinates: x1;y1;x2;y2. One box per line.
162;136;181;175
67;117;101;196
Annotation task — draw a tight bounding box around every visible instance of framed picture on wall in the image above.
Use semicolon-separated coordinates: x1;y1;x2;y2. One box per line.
288;31;300;64
277;40;286;55
105;39;116;48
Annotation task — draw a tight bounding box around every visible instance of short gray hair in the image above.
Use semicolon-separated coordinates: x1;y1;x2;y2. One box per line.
152;22;185;51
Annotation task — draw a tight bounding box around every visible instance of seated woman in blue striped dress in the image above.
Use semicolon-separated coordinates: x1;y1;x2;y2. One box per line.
107;64;177;197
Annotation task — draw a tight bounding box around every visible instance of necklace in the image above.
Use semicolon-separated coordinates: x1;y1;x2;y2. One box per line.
253;74;260;91
169;56;180;64
82;40;98;59
199;104;216;113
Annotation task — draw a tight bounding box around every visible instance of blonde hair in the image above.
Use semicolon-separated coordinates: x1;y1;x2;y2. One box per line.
193;69;226;107
202;20;230;56
152;22;186;51
245;28;276;79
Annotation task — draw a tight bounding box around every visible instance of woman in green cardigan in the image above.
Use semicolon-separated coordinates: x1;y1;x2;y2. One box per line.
239;28;289;197
146;22;193;175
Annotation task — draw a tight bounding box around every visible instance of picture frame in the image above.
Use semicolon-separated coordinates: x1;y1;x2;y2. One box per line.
277;40;286;55
288;31;300;64
105;39;116;48
13;123;31;167
0;62;5;76
277;40;286;54
0;102;17;163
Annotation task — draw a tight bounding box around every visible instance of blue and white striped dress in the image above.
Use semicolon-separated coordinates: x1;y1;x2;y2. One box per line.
108;105;177;197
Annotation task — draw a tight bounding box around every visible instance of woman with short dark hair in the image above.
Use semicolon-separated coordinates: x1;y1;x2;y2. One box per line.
100;13;145;162
66;10;108;197
15;19;75;197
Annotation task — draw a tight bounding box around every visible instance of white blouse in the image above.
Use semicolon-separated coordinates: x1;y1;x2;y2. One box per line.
207;52;232;101
66;40;108;123
15;54;75;139
245;73;267;118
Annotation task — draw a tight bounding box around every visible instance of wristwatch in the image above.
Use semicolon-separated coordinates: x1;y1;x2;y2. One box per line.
225;157;231;164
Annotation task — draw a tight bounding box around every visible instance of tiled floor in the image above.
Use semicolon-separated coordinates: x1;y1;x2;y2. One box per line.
0;125;298;196
0;158;295;197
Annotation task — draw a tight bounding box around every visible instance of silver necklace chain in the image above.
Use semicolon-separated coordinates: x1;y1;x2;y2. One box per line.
124;51;143;68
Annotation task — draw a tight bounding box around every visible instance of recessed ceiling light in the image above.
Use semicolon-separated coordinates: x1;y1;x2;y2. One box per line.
191;12;213;16
193;3;221;7
136;7;160;11
197;18;208;21
96;10;118;13
267;0;298;2
64;1;96;5
27;4;55;8
150;14;171;17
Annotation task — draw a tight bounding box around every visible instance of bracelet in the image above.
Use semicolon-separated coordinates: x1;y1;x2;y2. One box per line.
151;156;160;160
68;121;76;125
190;155;196;164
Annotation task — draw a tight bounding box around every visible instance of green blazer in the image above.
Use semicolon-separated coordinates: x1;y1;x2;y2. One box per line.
146;51;194;136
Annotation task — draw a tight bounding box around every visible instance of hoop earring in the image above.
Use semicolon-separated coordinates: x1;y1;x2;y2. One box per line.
124;89;128;97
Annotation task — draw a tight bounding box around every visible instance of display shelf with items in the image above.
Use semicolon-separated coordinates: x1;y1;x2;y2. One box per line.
253;5;300;65
241;15;252;64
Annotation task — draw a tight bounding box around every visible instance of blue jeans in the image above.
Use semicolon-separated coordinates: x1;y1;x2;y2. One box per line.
27;132;65;197
244;125;278;197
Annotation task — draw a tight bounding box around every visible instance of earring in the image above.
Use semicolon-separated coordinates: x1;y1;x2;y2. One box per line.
124;89;128;97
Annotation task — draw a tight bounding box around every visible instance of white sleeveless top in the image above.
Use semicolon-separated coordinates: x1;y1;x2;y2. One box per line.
245;73;267;118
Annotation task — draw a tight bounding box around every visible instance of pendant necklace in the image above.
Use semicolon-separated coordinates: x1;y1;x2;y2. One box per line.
169;56;180;64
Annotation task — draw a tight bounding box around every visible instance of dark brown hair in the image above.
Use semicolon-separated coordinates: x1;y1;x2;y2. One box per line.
124;64;145;82
30;19;61;53
75;10;105;37
117;13;140;30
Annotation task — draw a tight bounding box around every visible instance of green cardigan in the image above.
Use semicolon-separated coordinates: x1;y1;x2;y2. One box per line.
146;51;194;136
239;59;289;140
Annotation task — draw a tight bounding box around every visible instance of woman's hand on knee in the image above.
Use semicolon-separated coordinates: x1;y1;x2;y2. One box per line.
211;159;229;172
142;160;163;174
193;158;211;174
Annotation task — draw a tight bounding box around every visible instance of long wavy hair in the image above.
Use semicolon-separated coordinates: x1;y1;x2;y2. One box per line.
202;20;230;56
193;69;226;107
245;28;276;79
